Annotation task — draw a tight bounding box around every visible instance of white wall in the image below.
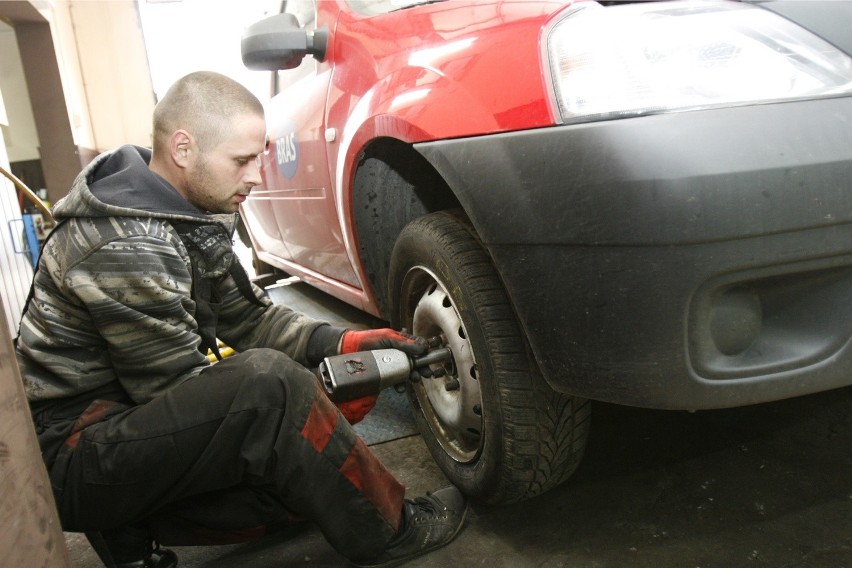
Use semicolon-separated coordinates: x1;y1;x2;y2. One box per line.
0;0;160;336
57;0;155;150
0;22;40;163
0;107;35;337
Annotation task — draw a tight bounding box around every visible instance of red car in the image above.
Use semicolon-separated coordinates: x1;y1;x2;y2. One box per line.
240;0;852;504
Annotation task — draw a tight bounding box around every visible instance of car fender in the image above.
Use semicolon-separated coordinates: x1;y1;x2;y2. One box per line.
329;66;508;305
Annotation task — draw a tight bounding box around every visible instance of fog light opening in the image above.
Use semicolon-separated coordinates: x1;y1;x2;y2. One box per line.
709;287;762;356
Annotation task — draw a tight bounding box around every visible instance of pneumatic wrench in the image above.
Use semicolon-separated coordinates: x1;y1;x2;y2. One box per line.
319;346;453;403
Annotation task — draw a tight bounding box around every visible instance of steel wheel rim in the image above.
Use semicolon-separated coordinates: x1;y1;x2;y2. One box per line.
405;266;483;462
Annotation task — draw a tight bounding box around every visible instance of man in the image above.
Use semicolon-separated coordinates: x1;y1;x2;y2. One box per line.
16;71;466;568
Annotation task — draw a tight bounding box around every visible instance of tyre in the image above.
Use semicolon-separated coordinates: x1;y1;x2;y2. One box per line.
236;215;287;287
249;248;285;288
389;210;591;504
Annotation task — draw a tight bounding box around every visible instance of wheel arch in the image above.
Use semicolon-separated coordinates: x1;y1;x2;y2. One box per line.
351;137;461;319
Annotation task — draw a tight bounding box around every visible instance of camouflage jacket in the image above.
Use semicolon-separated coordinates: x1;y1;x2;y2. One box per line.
17;145;331;409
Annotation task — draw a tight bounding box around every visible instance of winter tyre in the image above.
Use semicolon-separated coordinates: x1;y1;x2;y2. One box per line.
389;210;591;504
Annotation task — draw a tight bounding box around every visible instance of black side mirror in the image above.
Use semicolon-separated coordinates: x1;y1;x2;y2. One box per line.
241;13;328;70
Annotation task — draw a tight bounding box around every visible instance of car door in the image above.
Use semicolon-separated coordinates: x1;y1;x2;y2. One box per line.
252;0;359;288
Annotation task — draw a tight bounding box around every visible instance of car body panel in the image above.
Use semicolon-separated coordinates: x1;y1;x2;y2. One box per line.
416;96;852;247
244;0;575;312
415;95;852;408
241;0;852;409
756;0;852;56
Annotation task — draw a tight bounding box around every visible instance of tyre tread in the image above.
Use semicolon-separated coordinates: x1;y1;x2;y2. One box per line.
392;210;589;504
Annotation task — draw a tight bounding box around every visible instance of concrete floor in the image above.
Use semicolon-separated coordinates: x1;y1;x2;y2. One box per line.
65;279;852;567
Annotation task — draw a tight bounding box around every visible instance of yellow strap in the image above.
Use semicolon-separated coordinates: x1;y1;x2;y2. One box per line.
206;345;235;363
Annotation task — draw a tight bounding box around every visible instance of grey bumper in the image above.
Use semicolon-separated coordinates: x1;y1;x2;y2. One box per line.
415;96;852;409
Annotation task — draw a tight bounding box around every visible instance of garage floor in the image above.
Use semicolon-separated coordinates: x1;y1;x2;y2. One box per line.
64;279;852;567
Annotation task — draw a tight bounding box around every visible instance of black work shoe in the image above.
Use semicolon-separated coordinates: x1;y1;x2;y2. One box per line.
113;547;178;568
354;486;468;567
86;527;178;568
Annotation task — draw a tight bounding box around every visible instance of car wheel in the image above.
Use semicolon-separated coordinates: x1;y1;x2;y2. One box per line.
236;215;288;287
389;210;591;504
249;248;285;287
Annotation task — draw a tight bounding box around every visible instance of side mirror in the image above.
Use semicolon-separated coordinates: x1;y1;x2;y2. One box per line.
241;13;328;70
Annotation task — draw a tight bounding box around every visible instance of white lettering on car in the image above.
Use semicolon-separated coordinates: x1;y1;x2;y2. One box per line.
275;132;298;178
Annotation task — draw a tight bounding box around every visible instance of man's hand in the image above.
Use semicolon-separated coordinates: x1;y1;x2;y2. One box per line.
334;328;428;424
336;396;378;425
340;328;428;357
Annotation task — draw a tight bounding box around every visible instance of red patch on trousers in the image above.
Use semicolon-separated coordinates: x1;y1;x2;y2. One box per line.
65;431;82;449
340;437;405;531
300;395;338;454
65;399;124;449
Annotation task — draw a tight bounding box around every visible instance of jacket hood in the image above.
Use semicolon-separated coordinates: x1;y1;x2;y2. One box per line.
53;145;232;227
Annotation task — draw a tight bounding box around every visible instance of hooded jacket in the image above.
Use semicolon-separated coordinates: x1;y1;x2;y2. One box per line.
17;145;336;417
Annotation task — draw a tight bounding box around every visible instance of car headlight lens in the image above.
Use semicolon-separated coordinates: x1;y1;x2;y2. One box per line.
546;0;852;124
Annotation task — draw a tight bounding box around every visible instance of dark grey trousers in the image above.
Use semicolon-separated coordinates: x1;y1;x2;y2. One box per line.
45;349;405;560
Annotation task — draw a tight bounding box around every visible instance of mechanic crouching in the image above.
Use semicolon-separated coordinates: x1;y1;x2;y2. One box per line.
15;71;466;568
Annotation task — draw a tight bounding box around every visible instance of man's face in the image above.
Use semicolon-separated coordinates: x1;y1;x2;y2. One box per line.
184;113;266;214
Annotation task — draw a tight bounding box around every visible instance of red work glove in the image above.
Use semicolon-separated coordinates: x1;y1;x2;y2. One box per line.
334;329;428;424
336;396;378;425
339;328;428;357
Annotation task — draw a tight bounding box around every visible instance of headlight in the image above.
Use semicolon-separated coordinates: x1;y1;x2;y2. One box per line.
546;0;852;124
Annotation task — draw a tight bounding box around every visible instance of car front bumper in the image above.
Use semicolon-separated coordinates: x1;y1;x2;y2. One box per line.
415;96;852;409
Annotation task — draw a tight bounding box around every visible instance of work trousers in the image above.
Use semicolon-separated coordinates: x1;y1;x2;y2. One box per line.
45;349;406;560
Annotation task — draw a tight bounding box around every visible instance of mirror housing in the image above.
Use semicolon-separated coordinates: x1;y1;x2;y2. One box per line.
241;13;328;70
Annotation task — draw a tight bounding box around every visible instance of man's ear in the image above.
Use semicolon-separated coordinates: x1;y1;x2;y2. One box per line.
170;130;193;168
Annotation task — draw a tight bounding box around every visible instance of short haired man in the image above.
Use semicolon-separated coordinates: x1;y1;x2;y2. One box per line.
17;71;466;568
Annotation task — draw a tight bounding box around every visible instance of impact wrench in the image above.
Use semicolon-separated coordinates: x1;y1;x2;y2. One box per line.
319;346;454;403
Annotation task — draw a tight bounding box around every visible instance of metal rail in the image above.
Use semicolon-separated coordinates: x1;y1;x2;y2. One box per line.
0;164;54;222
